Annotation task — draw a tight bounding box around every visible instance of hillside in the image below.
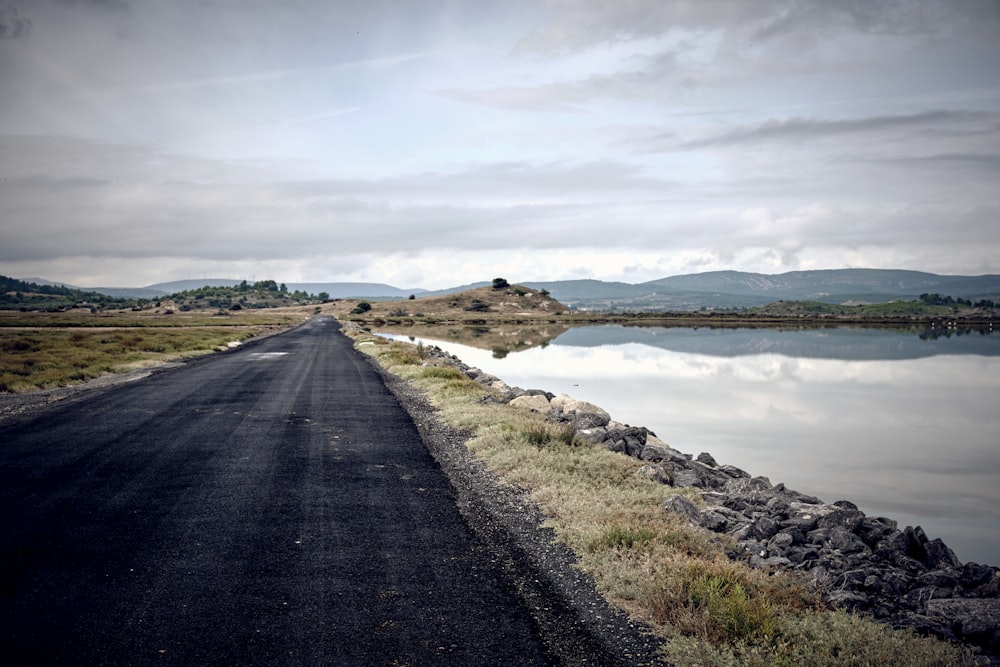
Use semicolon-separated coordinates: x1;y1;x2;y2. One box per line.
325;281;567;321
15;269;1000;312
526;270;1000;311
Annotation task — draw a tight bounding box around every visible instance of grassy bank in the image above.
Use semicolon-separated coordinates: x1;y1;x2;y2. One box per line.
350;330;972;666
0;309;309;392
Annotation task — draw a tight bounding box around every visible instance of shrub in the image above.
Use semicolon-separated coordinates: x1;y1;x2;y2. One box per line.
351;301;372;315
464;300;490;312
492;277;509;289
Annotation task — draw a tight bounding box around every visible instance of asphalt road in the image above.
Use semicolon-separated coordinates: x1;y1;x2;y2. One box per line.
0;316;555;666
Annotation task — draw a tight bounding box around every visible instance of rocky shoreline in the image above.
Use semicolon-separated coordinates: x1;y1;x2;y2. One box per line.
418;343;1000;662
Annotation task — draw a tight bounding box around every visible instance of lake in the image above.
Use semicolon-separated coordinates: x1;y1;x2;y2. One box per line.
379;324;1000;566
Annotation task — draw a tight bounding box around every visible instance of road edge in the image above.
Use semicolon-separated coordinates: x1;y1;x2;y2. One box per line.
368;354;668;666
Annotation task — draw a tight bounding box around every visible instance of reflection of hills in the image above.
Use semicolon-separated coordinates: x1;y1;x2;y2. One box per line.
552;325;1000;360
375;323;570;357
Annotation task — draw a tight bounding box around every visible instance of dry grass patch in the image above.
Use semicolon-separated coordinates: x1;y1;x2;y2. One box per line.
351;329;974;666
0;308;310;392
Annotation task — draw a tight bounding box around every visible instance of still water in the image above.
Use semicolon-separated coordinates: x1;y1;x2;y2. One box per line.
382;325;1000;566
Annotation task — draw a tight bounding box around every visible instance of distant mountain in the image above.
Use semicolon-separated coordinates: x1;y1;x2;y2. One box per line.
78;279;426;300
528;270;1000;311
15;269;1000;312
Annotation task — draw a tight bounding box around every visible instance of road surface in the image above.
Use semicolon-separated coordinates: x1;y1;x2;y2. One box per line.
1;316;560;665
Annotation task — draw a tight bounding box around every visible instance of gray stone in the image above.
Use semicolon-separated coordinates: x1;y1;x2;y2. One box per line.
826;589;871;611
673;469;703;488
719;464;749;478
827;527;869;555
924;538;960;570
662;495;701;523
817;507;865;533
752;516;780;540
576;427;608;444
927;598;1000;637
696;452;718;467
509;394;551;413
637;464;672;486
573;412;612;429
959;562;996;590
699;509;730;532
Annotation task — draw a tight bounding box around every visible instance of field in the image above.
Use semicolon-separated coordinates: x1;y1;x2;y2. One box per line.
0;308;311;393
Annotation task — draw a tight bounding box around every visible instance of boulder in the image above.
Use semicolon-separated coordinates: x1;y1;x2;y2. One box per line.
662;495;700;523
924;539;960;570
636;464;672;486
550;394;611;424
926;598;1000;653
509;394;552;413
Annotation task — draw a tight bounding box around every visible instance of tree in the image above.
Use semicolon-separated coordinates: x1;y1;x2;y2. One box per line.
317;292;330;302
492;277;509;290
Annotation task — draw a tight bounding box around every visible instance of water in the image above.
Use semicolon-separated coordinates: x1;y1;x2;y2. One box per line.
380;325;1000;566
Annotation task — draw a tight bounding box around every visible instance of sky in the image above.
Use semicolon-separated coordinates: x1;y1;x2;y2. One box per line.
1;0;999;290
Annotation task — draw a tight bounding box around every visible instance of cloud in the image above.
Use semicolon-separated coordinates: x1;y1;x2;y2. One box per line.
517;0;1000;54
0;2;30;38
132;53;423;93
679;110;1000;149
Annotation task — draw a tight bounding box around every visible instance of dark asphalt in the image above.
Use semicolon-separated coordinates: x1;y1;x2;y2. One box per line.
0;317;554;666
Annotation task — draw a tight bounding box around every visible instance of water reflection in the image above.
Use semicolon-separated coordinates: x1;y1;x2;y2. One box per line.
380;324;1000;565
376;322;568;357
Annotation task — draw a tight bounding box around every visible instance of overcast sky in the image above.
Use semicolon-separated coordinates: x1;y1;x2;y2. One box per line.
1;0;998;289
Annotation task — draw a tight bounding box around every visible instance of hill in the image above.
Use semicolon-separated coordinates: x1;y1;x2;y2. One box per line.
325;280;567;321
13;269;1000;312
525;269;1000;311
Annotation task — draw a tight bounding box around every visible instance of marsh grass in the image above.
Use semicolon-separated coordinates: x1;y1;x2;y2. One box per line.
354;330;973;666
0;314;300;392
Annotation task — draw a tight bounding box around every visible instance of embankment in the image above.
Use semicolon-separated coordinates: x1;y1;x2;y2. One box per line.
415;341;1000;661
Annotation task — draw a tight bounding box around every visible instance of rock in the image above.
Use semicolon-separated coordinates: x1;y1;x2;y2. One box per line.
695;452;718;467
509;394;551;413
606;439;626;454
769;531;795;553
924;538;960;570
662;495;700;523
699;509;730;532
960;562;996;590
926;598;1000;653
859;517;897;547
550;394;611;426
752;516;780;540
905;526;930;564
719;464;750;478
817;507;866;533
672;469;703;488
873;529;909;560
827;527;869;555
826;589;871;611
576;427;608;444
636;464;672;485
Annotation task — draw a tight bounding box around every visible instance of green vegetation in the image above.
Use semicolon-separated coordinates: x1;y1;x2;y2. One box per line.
0;275;328;313
352;332;973;666
0;275;143;311
164;280;322;311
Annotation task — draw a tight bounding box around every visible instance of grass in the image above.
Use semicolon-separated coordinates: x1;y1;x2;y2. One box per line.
0;309;309;392
352;331;974;666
